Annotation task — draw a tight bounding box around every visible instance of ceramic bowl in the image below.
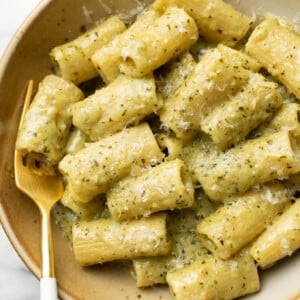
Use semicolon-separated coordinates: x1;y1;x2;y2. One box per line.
0;0;300;299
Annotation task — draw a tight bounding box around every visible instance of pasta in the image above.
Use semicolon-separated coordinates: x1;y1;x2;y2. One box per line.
196;130;300;201
16;75;84;172
107;159;194;221
159;44;261;139
71;74;161;141
200;72;283;150
246;18;300;99
59;123;164;203
118;6;198;77
92;7;161;83
16;0;300;299
132;191;214;287
50;16;126;84
250;199;300;269
153;0;252;46
72;213;170;265
255;102;300;136
197;182;290;259
166;250;260;300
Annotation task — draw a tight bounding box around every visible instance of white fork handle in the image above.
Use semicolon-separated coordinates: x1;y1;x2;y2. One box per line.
40;277;58;300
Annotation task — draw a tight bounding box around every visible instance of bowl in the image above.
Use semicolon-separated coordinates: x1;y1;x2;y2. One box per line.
0;0;300;299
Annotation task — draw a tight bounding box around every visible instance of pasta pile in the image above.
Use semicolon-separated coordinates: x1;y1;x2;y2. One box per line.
16;0;300;299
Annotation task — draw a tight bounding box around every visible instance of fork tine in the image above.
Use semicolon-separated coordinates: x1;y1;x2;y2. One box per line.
14;80;34;190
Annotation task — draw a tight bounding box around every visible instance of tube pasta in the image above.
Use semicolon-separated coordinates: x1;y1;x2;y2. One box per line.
50;16;126;84
197;130;300;201
197;182;290;259
246;18;300;99
60;185;105;220
155;133;183;161
159;44;261;139
200;73;283;150
92;7;161;83
72;74;161;141
256;103;300;136
72;213;170;266
132;192;215;287
166;250;260;300
107;159;194;221
250;199;300;269
156;52;196;100
59;123;164;203
153;0;252;46
182;134;220;183
16;75;84;167
17;2;300;298
119;7;198;77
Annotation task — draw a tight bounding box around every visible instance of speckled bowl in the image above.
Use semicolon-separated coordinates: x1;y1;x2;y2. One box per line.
0;0;300;299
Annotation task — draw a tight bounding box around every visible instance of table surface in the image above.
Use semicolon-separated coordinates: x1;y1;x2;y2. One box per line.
0;2;41;299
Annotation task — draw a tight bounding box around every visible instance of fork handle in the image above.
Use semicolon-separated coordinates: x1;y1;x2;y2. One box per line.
40;277;58;300
40;209;58;299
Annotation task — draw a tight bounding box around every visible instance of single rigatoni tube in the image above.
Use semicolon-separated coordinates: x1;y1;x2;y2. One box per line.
72;213;170;266
201;73;283;150
166;250;260;300
153;0;251;46
197;130;300;201
156;51;196;100
256;103;300;136
197;183;290;259
50;16;126;84
16;75;84;165
92;8;161;83
250;199;300;269
59;123;164;203
72;74;161;141
119;7;198;77
246;18;300;99
107;159;194;221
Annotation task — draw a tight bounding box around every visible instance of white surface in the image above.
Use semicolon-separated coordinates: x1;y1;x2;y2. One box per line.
0;2;41;299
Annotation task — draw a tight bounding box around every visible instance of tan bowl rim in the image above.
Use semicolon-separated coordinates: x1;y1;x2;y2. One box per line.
0;0;54;283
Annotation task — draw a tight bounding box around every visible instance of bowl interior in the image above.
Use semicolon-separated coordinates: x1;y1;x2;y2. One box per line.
0;0;300;299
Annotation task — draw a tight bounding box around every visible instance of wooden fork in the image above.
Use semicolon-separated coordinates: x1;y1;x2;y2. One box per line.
14;80;64;300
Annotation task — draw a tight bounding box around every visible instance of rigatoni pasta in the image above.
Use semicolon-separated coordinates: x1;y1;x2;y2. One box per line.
159;44;261;139
119;6;198;77
16;75;84;169
59;123;163;203
255;102;300;136
246;18;300;99
72;74;160;141
156;51;196;100
153;0;252;46
91;7;161;83
250;199;300;269
132;192;214;287
50;16;126;84
200;72;283;149
107;159;194;221
166;250;260;300
72;213;170;265
197;130;300;201
16;1;300;299
197;182;290;259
